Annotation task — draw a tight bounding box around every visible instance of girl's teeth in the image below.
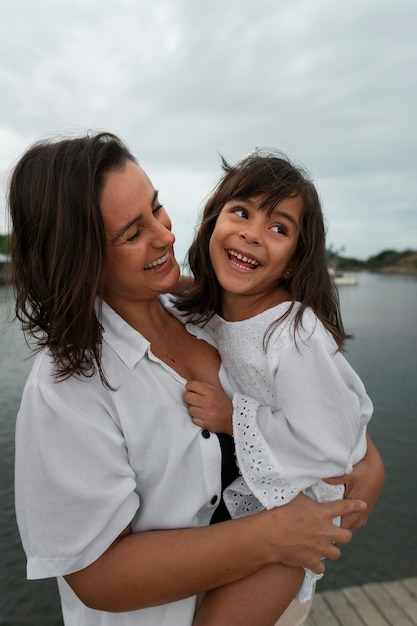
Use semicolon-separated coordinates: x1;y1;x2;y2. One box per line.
228;250;258;266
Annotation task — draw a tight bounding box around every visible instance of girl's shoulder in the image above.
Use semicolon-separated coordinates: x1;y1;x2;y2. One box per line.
268;303;332;346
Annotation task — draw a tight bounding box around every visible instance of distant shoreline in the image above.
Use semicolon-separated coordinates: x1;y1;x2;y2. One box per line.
1;263;416;287
378;266;417;275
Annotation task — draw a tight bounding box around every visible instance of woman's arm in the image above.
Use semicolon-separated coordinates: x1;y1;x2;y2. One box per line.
64;493;365;612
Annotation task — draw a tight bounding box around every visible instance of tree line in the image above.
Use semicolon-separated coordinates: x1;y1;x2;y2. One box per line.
1;233;416;272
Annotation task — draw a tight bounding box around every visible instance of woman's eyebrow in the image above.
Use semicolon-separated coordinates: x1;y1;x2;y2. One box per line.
112;190;159;242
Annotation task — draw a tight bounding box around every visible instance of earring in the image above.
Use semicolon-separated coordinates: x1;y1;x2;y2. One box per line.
285;270;290;276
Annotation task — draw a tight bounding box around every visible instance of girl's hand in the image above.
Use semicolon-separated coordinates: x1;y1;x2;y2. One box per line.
183;380;233;435
324;434;385;532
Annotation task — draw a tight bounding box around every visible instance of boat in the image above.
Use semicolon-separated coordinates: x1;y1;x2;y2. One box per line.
328;267;358;286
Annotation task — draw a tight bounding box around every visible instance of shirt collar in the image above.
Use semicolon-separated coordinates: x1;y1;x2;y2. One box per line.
99;300;150;370
98;295;217;370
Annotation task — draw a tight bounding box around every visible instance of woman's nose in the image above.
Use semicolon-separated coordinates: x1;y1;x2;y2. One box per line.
152;214;176;247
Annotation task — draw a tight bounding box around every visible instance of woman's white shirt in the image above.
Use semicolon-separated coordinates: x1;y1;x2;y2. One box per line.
15;299;228;626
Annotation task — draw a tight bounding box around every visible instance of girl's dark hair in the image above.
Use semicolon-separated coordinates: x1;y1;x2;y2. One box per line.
177;150;350;350
8;131;136;385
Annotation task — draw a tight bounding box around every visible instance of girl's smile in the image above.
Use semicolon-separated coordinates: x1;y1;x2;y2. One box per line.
209;194;303;318
227;248;261;270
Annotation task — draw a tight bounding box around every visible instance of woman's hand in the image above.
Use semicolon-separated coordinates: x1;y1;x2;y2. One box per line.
183;380;233;435
260;493;367;574
324;434;385;532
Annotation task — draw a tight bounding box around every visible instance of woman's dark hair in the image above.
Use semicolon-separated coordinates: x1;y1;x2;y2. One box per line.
177;150;350;350
8;131;136;385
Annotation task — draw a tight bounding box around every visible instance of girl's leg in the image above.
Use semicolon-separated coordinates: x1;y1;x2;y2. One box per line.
275;596;314;626
193;564;304;626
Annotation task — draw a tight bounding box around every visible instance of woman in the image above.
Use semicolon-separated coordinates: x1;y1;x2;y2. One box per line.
10;132;384;626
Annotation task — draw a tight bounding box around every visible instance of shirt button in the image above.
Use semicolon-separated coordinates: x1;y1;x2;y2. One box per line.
211;495;218;505
201;429;211;439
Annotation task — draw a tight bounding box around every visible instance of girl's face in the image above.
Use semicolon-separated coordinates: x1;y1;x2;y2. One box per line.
209;194;303;315
100;160;180;313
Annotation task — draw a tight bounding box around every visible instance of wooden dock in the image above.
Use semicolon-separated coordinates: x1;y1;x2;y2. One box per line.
304;577;417;625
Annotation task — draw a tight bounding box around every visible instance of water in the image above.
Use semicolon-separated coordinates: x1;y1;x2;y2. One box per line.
321;271;417;590
0;288;63;625
1;272;417;623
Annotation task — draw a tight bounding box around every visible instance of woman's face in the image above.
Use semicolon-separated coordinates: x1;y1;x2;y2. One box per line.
100;160;180;312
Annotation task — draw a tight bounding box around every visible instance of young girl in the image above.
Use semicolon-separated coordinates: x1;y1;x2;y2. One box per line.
177;151;373;625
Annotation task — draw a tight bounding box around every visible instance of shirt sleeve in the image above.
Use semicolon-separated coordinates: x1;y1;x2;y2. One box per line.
15;373;139;579
230;312;372;508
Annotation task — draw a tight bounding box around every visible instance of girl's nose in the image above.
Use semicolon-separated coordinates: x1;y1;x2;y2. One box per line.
240;225;261;245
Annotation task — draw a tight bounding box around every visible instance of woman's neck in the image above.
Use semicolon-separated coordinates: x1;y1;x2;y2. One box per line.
104;295;167;337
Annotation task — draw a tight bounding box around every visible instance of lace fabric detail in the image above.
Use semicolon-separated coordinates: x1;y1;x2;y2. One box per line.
226;395;302;510
224;478;265;516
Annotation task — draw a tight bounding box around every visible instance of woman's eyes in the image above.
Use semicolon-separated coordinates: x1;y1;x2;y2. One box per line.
125;204;164;242
126;227;142;243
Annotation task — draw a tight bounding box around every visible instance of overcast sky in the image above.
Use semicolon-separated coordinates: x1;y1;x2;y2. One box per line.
0;0;416;262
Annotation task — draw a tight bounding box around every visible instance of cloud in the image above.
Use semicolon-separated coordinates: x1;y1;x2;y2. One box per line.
0;0;416;258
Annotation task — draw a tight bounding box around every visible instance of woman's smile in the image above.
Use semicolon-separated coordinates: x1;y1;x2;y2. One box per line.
144;251;172;271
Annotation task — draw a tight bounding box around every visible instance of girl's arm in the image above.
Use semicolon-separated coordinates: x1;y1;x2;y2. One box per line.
225;319;373;509
193;562;304;626
64;494;365;612
183;383;383;529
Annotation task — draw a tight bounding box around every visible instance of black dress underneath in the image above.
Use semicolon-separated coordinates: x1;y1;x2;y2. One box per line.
210;433;240;524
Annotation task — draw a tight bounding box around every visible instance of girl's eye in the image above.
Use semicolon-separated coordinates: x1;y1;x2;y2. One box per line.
271;224;288;235
153;203;163;215
233;207;249;219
